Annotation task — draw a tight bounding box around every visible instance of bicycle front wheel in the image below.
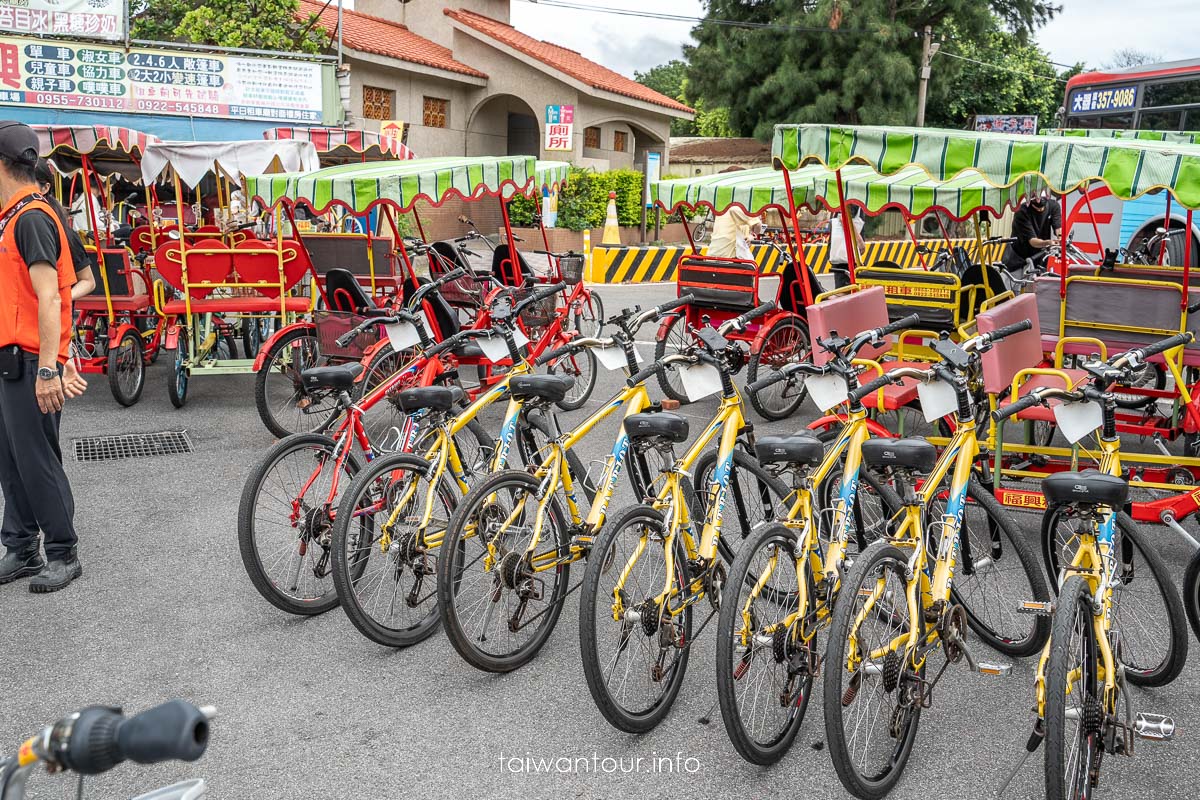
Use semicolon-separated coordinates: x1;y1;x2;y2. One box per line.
579;504;692;733
1186;550;1200;644
1044;575;1102;800
716;522;813;765
691;449;788;566
823;541;924;800
331;452;457;648
436;469;571;672
1043;509;1188;686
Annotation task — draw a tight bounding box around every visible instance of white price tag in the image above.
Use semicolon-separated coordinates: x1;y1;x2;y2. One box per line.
513;328;530;350
680;362;722;402
916;379;958;422
592;344;643;371
477;334;511;363
804;372;849;412
384;321;420;352
1053;400;1103;444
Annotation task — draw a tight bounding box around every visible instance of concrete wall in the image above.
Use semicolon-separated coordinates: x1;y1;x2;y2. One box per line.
347;54;475;156
354;0;510;47
672;160;772;177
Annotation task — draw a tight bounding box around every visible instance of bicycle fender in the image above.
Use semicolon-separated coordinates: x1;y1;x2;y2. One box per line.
252;322;317;371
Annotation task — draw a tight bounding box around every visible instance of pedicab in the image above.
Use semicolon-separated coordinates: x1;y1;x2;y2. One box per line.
34;124;164;406
245;156;590;438
773;122;1200;533
140;138;321;408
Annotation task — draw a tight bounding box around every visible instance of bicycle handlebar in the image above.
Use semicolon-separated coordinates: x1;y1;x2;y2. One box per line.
408;267;467;308
626;352;695;388
746;361;830;394
848;366;930;404
535;337;606;367
1122;332;1193;364
513;281;566;315
979;319;1033;345
334;309;421;348
50;701;211;776
720;301;775;335
992;392;1050;422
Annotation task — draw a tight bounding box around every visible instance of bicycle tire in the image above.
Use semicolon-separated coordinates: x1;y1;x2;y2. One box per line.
1042;508;1188;686
167;342;188;409
716;522;813;765
690;449;788;566
1043;575;1101;800
815;428;899;552
331;452;456;648
653;313;691;403
549;346;597;411
1184;549;1200;644
578;504;692;733
436;469;571;672
254;328;336;439
574;291;604;338
823;540;924;800
107;328;145;407
521;409;595;498
238;433;362;615
746;316;811;421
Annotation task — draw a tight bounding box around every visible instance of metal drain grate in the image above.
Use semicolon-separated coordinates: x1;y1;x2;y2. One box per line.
73;431;193;463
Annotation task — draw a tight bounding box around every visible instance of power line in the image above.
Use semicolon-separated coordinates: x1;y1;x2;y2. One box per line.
939;49;1069;83
516;0;870;33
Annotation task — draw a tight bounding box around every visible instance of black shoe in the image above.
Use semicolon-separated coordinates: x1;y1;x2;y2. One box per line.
29;557;82;593
0;548;45;584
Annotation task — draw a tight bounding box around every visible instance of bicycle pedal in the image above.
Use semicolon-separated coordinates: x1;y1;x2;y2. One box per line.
975;661;1012;677
1134;713;1175;741
1018;600;1054;616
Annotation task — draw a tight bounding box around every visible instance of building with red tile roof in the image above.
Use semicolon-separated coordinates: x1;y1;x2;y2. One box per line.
303;0;693;169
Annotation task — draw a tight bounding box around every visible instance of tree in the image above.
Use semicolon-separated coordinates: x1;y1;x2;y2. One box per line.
130;0;328;54
926;24;1081;128
685;0;1060;138
635;60;698;135
1104;48;1162;70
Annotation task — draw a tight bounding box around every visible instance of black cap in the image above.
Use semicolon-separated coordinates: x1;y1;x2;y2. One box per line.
0;121;39;167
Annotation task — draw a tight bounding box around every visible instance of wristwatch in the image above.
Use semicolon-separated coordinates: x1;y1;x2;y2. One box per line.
37;367;57;381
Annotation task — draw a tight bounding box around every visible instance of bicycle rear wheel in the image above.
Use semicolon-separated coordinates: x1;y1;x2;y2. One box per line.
579;504;692;733
1043;575;1102;800
1043;509;1188;686
1186;550;1200;644
823;541;924;800
691;449;788;566
716;522;813;765
548;346;597;411
436;469;571;672
238;434;362;615
331;452;456;648
254;329;337;439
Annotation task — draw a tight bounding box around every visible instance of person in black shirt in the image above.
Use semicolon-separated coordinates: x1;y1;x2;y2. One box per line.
35;160;95;300
1003;193;1062;272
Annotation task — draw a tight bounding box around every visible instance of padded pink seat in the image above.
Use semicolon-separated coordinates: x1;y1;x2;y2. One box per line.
75;294;151;312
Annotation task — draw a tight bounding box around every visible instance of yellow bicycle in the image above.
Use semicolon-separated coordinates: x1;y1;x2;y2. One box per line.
823;324;1052;800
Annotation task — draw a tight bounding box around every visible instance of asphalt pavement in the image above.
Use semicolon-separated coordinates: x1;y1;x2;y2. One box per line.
2;281;1198;800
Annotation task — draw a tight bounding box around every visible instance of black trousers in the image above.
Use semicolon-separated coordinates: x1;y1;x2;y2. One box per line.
0;356;77;560
830;262;852;289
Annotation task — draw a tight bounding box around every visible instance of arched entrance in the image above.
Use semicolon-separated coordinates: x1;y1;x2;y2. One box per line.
466;94;540;157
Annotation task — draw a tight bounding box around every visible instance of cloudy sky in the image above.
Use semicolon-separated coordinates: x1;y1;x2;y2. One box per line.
507;0;1199;78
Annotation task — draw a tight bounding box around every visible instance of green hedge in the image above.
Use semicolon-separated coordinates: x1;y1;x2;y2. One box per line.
507;167;646;231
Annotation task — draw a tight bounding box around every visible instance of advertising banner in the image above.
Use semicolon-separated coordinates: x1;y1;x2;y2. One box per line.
0;34;326;122
0;0;124;42
974;114;1038;135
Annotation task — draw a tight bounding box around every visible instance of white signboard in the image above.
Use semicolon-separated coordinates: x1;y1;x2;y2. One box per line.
0;0;125;42
545;104;573;151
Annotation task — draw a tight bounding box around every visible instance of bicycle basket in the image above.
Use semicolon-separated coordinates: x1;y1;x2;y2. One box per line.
515;288;557;329
436;269;484;308
559;254;584;285
314;310;381;360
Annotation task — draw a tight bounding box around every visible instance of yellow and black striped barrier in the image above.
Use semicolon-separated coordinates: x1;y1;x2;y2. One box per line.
589;239;1007;284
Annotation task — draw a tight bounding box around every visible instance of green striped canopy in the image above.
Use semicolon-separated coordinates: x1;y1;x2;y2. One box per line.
246;155;542;213
1043;128;1200;144
650;163;1036;220
772;124;1200;209
535;160;570;191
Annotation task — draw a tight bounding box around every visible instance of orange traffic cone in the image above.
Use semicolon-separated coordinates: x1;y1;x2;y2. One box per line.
601;190;620;245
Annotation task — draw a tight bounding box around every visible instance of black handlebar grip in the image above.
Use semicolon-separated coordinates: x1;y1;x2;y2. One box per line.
985;319;1034;342
879;313;922;338
733;301;776;329
747;369;786;394
535;343;576;366
627;361;662;387
654;294;694;315
425;330;470;358
62;701;209;775
514;281;567;313
849;373;893;404
432;267;467;287
1134;332;1193;360
992;393;1043;422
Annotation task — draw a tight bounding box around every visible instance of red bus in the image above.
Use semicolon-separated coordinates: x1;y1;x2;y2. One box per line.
1063;58;1200;131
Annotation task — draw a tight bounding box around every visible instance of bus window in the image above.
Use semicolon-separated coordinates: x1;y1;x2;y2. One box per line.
1144;78;1200;108
1139;109;1183;131
1100;114;1133;129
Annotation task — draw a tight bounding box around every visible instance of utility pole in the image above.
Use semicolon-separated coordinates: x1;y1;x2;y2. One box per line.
915;25;940;127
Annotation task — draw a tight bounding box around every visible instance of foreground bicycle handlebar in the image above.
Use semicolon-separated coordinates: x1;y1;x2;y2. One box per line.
0;701;213;800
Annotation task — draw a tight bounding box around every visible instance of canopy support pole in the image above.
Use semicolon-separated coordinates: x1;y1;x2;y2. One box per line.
834;168;856;282
934;212;952;249
532;191;555;280
412;206;427;243
1160;193;1173;267
1060;192;1072;298
680;214;697;253
903;214;927;269
778;165;813;305
499;197;519;275
283;202;327;308
79;156;106;249
1081;183;1103;259
382;205;414;286
1184;208;1193;309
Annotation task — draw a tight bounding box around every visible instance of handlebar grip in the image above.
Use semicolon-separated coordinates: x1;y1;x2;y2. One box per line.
879;313;921;338
849;373;894;404
513;281;566;313
535;343;576;366
425;330;470;358
985;319;1033;342
62;701;209;775
1133;332;1193;360
992;393;1043;422
627;361;662;387
732;301;776;329
747;369;786;394
654;294;694;316
432;267;466;287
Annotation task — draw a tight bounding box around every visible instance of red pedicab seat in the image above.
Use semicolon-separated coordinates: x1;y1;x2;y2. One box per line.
153;238;311;315
74;249;152;313
806;285;923;410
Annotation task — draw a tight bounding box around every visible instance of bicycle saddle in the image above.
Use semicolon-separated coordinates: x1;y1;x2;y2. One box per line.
397;385;466;413
300;363;364;391
754;432;824;467
861;437;937;473
1042;469;1128;509
623;411;689;444
509;373;574;404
